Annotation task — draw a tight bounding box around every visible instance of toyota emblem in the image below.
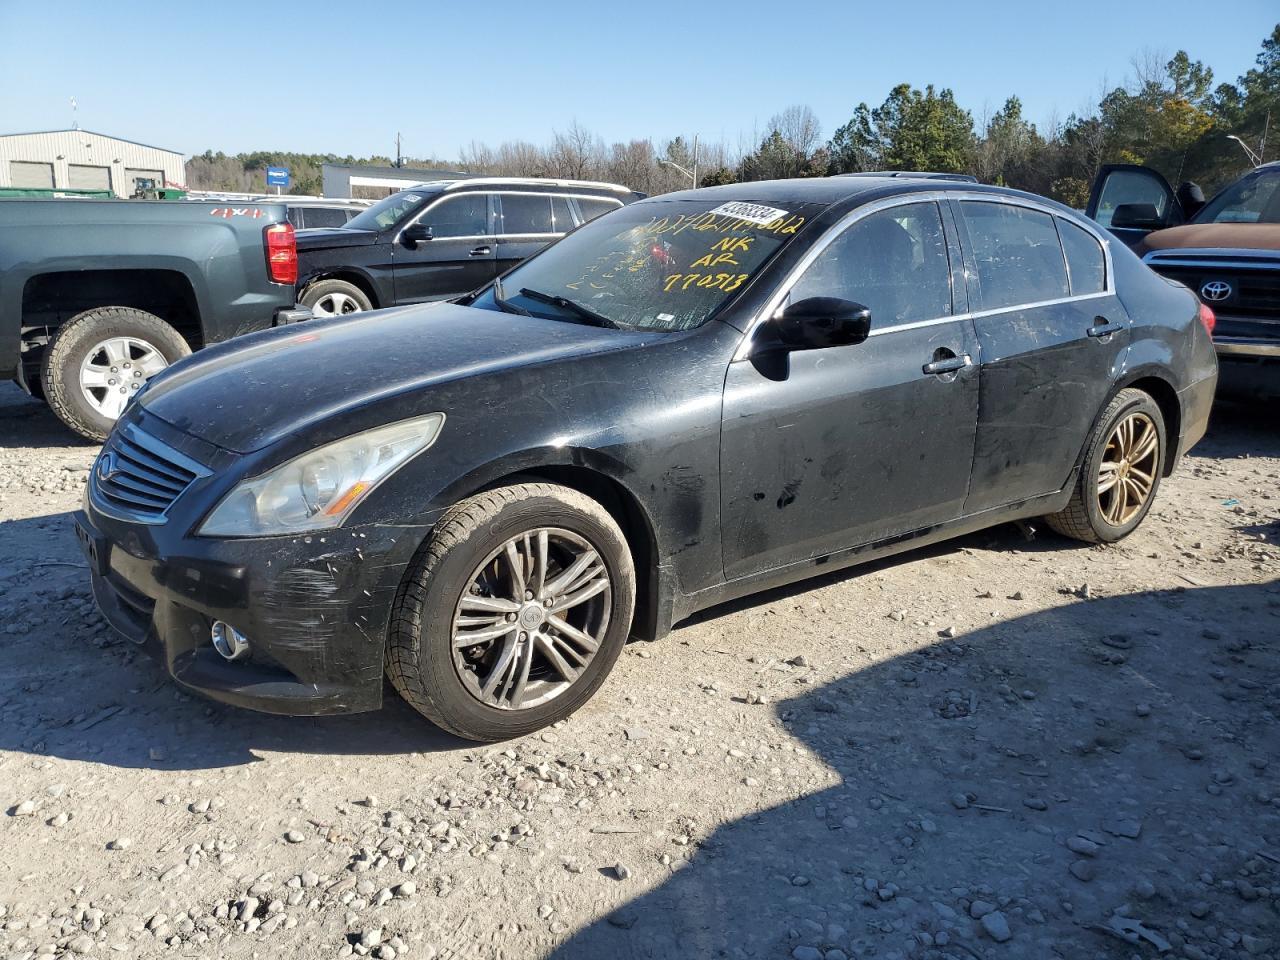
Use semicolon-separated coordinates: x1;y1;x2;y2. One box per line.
1200;280;1232;302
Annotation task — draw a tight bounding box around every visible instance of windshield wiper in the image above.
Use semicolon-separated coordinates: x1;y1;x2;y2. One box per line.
518;288;621;329
492;277;530;316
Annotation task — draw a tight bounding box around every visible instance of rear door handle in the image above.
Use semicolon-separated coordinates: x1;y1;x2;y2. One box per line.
469;246;492;256
1087;317;1123;338
922;354;972;375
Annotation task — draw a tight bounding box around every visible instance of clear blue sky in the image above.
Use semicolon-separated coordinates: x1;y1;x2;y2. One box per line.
0;0;1274;160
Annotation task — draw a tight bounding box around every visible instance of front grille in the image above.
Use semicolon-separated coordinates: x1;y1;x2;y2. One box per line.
1146;254;1280;319
91;423;208;522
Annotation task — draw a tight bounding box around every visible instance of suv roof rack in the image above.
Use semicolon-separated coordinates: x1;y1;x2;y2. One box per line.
441;177;632;195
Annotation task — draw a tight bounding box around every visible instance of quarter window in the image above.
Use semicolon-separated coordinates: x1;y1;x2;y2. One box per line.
577;197;621;223
500;195;554;234
423;194;491;238
960;202;1068;310
303;207;352;229
1057;218;1106;295
789;202;953;327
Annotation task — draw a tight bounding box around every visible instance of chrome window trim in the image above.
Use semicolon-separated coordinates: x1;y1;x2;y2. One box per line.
396;190;620;243
733;190;1115;361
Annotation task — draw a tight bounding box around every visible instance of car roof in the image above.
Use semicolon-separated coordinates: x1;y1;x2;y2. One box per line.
647;176;1073;216
397;177;632;197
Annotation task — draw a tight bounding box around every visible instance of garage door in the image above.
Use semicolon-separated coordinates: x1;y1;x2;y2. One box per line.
10;161;54;189
125;168;164;193
68;164;111;191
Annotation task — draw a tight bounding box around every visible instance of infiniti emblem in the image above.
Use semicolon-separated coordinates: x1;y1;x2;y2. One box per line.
96;452;118;482
1200;280;1232;302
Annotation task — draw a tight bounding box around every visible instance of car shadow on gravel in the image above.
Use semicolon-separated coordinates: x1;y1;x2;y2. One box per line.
551;578;1280;960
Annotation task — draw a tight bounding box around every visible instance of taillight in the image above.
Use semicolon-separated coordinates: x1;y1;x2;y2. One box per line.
1198;302;1216;337
265;222;297;285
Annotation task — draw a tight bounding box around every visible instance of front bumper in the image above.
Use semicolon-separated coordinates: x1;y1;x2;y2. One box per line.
75;411;427;715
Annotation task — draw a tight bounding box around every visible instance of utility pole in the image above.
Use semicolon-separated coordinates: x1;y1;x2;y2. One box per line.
395;133;403;169
658;133;701;187
70;96;78;130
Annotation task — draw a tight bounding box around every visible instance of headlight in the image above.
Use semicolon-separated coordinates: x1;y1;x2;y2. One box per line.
198;413;444;537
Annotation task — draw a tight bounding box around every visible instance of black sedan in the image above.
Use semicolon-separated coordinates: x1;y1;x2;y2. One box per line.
76;177;1218;742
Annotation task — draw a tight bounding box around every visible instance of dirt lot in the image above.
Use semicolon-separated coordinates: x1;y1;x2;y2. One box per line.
0;381;1277;960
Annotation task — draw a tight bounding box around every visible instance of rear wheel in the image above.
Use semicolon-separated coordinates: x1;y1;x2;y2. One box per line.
387;483;636;742
41;307;190;441
300;278;372;317
1044;388;1166;543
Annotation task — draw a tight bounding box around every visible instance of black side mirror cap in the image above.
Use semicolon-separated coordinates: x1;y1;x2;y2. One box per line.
772;297;872;350
402;223;433;245
1110;203;1164;230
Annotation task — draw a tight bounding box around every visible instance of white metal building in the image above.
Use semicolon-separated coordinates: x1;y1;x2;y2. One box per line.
0;129;185;197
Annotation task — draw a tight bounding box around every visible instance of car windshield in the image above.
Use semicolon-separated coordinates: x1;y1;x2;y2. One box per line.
346;189;437;231
483;198;818;331
1193;169;1280;224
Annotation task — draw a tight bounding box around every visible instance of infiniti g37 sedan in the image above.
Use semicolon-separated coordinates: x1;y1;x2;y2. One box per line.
76;177;1218;742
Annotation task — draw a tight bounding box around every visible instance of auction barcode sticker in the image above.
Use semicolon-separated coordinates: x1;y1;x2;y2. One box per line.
709;202;789;225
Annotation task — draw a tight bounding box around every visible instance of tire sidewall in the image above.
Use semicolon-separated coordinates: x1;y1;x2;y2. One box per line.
42;308;190;441
1079;390;1166;542
412;495;635;740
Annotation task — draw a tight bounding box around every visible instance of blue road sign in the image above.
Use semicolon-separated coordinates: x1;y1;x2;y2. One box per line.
266;167;290;188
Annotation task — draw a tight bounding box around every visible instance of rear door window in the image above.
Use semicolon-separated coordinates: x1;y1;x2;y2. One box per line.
551;196;576;233
500;194;554;235
1057;218;1106;295
960;202;1069;310
789;201;953;327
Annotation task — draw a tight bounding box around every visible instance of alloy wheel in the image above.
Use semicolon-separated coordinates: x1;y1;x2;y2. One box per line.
78;337;168;419
451;528;612;711
310;291;364;316
1097;411;1159;526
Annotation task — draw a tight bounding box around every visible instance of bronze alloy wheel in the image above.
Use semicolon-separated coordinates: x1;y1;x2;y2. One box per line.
1096;411;1160;526
450;527;612;711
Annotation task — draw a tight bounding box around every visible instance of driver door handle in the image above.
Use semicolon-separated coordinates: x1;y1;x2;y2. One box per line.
469;246;492;256
922;354;972;375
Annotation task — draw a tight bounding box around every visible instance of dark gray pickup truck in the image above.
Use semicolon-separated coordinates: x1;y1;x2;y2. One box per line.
0;199;309;439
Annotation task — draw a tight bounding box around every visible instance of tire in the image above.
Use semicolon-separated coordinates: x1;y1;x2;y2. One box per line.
387;482;636;742
1044;388;1167;544
299;278;372;317
41;307;191;442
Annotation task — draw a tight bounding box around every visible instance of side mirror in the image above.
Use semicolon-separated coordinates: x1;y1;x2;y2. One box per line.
1110;203;1163;230
772;297;872;350
402;222;433;245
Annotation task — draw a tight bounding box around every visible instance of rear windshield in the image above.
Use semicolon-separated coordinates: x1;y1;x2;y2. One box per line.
346;190;436;231
492;199;818;331
1194;170;1280;224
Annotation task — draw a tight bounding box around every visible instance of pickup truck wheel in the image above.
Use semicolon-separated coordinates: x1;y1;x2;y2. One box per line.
387;483;636;742
300;279;372;317
42;307;190;441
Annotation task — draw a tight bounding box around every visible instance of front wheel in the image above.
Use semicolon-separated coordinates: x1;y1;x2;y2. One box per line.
1044;388;1166;543
387;483;636;741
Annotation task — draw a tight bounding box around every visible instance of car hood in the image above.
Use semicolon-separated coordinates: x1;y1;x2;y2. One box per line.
139;303;663;453
1139;222;1280;253
294;226;380;249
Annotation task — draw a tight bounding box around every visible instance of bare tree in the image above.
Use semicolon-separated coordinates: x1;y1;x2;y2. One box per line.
769;104;822;158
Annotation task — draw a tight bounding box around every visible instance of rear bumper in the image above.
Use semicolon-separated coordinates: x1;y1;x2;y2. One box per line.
1174;372;1217;464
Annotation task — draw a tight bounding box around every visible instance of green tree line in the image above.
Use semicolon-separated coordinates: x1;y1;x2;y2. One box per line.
185;25;1278;205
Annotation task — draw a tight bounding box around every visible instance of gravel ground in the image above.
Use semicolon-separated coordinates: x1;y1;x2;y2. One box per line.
0;380;1278;960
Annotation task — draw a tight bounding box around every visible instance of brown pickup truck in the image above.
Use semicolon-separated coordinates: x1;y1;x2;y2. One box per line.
1088;161;1279;398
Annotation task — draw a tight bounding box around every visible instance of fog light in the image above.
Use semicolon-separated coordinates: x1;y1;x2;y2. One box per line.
210;620;251;661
